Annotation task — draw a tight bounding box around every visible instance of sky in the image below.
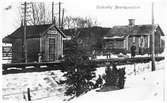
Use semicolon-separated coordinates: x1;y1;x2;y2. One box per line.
0;0;167;39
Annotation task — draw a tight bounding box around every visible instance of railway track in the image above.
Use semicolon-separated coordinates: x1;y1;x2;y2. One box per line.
2;56;164;75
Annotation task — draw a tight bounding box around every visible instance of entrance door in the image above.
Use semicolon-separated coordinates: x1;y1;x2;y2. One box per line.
49;38;55;61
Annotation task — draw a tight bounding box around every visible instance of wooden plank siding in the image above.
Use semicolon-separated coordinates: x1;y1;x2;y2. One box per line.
12;38;40;63
27;38;40;62
12;39;24;63
8;25;65;63
41;29;63;62
127;36;149;54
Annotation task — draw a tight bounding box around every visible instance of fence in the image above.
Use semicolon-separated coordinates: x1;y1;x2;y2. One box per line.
3;86;66;101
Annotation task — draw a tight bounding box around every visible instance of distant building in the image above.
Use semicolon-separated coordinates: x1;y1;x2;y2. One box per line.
104;19;165;55
63;27;109;52
3;24;66;63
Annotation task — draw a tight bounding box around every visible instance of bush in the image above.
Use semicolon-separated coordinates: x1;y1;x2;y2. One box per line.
62;36;96;97
117;68;126;89
103;64;126;89
94;75;103;88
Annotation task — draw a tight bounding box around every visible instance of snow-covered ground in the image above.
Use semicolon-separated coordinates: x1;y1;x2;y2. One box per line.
2;70;67;101
69;60;165;103
96;52;165;59
45;60;165;102
2;60;165;102
70;69;165;103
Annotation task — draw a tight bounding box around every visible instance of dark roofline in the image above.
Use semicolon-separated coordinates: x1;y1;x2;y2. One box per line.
2;24;67;43
9;24;52;39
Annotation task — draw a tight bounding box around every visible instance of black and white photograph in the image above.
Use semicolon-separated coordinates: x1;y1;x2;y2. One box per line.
0;0;166;103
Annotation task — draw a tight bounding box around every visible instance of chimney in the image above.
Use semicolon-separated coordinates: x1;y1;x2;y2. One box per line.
128;19;135;26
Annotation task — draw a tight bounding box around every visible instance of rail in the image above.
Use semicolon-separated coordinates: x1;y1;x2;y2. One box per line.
2;56;164;75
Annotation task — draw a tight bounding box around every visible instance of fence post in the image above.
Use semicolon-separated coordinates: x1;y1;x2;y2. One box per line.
134;63;136;75
27;88;31;101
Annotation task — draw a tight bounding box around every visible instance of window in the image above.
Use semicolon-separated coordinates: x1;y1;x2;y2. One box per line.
49;38;55;61
132;36;135;43
139;36;145;48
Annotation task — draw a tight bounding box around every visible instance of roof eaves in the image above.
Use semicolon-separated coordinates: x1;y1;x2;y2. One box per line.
53;25;67;38
157;25;165;36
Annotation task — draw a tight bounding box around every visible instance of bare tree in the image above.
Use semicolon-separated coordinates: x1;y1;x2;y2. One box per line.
15;2;52;26
63;16;73;29
63;16;98;29
15;2;98;27
29;2;52;25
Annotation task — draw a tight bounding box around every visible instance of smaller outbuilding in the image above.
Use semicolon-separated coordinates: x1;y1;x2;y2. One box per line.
3;24;67;63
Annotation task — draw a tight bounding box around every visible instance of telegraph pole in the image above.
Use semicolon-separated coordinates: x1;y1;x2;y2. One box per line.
23;2;27;63
52;2;54;23
61;8;64;29
59;2;61;28
151;2;155;71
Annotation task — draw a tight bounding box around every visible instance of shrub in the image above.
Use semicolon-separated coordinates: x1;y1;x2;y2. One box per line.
62;35;96;97
103;64;126;89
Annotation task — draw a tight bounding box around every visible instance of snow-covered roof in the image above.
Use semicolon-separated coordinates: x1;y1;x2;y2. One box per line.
105;24;164;37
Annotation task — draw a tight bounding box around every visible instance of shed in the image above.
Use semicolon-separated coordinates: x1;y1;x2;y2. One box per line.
3;24;66;63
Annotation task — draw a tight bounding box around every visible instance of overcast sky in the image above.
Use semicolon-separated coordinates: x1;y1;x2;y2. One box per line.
0;0;167;39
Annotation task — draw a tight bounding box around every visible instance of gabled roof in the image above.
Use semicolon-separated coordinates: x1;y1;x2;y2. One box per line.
8;24;52;39
3;24;66;43
105;24;165;37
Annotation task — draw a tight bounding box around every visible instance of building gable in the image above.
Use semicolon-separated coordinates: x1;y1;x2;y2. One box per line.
47;27;59;34
41;25;66;38
156;25;165;36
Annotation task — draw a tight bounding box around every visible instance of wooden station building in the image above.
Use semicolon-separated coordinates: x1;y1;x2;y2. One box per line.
3;24;66;63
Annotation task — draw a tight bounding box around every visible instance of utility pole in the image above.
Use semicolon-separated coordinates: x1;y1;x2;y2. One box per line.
59;2;61;28
61;8;64;29
52;2;54;23
151;2;155;71
43;4;46;24
23;2;27;63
